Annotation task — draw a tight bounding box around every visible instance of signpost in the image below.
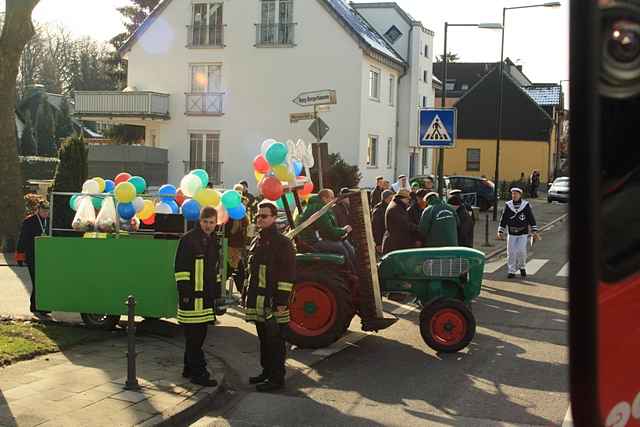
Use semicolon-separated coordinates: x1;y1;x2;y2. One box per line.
291;89;338;188
419;108;457;148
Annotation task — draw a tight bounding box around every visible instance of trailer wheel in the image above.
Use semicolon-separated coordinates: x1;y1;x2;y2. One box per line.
81;314;120;330
419;298;476;353
286;269;354;349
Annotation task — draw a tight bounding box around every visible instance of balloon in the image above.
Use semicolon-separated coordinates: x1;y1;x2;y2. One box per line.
275;192;295;210
254;171;265;183
155;202;172;215
191;169;209;188
293;160;304;176
118;202;136;220
221;190;242;210
300;181;314;196
114;172;132;185
70;194;80;211
261;138;277;155
82;179;100;195
104;180;115;193
128;176;147;194
139;199;155;220
216;204;229;225
180;174;203;198
194;188;221;207
114;182;136;203
167;200;180;214
227;204;246;220
253;154;270;174
181;199;201;221
261;176;284;201
92;196;103;210
142;214;155;225
265;142;288;166
176;188;186;206
272;164;292;182
133;197;145;213
93;177;106;193
158;184;177;198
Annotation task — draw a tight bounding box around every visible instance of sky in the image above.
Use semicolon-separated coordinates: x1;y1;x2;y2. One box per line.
2;0;569;91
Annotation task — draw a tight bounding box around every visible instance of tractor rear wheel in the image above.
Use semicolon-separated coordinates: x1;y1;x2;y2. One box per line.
286;268;355;349
81;313;120;330
419;298;476;353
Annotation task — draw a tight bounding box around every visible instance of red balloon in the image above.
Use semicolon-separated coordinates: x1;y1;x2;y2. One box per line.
261;176;284;201
176;188;186;206
253;154;270;174
115;172;132;185
142;214;155;225
300;182;314;196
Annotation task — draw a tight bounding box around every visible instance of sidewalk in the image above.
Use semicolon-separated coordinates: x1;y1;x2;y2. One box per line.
472;199;568;257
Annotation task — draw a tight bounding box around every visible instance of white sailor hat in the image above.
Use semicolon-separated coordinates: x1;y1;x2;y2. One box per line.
510;187;523;194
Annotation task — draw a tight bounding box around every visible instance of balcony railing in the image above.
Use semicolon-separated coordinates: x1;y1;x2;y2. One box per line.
183;161;223;185
185;92;224;115
187;24;224;48
74;91;170;119
255;23;296;47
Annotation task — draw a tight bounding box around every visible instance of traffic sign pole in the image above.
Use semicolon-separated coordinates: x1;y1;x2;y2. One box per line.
314;105;324;188
437;22;449;198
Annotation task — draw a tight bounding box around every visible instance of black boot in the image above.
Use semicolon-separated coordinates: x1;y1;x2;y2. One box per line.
508;273;516;279
256;379;284;392
191;374;218;387
520;269;527;278
182;367;191;378
249;372;269;384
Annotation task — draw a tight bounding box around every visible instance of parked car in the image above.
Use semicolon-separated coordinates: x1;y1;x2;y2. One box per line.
547;177;570;203
409;175;495;211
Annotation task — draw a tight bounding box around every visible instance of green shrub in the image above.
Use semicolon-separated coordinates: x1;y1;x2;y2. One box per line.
52;135;88;232
19;156;59;181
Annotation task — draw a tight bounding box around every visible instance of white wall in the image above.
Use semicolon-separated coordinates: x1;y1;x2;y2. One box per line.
125;0;373;191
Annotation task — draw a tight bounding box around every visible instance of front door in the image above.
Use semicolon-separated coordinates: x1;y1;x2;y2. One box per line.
189;132;221;184
409;152;418;178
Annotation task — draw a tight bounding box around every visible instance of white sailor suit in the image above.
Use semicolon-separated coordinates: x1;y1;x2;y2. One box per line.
498;198;538;274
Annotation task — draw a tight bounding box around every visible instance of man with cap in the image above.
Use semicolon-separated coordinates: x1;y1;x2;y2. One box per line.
408;189;429;225
372;189;394;254
332;188;351;229
16;200;51;316
382;189;418;254
448;189;475;248
419;192;459;248
370;176;384;208
497;187;539;278
391;175;410;193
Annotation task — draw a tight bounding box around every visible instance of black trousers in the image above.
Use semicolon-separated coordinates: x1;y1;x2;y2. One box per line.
183;323;209;378
27;261;37;312
256;320;286;384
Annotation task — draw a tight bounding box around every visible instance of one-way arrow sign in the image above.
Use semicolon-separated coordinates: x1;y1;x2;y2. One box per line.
309;117;330;141
293;90;337;107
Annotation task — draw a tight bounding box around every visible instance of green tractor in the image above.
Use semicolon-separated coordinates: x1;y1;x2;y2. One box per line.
282;189;486;353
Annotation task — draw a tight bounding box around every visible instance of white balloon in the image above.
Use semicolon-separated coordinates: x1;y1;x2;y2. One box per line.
155;202;172;215
133;197;145;213
82;179;100;195
261;138;277;155
180;174;203;198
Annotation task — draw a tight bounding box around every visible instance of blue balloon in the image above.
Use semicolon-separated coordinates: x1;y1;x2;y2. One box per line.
104;180;115;193
161;197;174;204
181;199;201;221
165;200;180;214
158;184;177;198
228;204;246;220
118;202;136;220
293;160;303;176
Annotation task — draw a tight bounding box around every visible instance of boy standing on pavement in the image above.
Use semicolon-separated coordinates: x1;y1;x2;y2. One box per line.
174;206;220;387
497;188;540;278
244;201;295;392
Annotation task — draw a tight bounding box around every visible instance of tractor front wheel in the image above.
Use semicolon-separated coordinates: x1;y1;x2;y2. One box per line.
81;314;120;330
419;298;476;353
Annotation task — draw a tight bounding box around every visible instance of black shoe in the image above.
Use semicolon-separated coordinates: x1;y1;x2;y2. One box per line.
32;310;51;318
182;368;191;378
508;273;516;279
249;373;269;384
191;375;218;387
215;307;227;316
256;379;284;393
520;269;527;278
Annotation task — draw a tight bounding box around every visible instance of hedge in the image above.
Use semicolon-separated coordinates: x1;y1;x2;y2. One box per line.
19;156;59;181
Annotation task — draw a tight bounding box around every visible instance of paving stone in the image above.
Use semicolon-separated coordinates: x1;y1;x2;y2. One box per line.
36;389;77;402
110;390;151;403
131;393;187;414
1;412;47;427
2;385;39;402
93;383;127;394
101;409;155;426
73;388;114;402
70;398;133;421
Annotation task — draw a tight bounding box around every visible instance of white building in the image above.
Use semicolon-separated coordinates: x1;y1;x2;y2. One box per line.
74;0;434;189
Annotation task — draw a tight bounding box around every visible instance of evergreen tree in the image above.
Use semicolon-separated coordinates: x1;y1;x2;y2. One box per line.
52;134;88;231
55;96;75;140
20;112;37;156
35;94;56;156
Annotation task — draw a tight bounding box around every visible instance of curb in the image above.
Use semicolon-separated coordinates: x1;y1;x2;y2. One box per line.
484;213;569;261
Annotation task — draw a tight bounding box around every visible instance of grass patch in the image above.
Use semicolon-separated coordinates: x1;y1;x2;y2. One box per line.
0;320;115;366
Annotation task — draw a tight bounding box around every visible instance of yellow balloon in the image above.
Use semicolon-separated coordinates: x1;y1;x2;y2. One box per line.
93;177;106;193
272;164;292;182
194;188;221;207
138;199;154;220
255;171;265;182
114;182;136;203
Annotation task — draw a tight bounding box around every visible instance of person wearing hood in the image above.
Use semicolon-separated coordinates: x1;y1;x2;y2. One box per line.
419;192;459;248
448;190;474;248
382;189;418;254
372;190;394;254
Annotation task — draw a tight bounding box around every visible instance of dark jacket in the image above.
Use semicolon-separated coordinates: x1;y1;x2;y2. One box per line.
498;200;538;236
332;202;350;229
382;196;418;254
244;225;295;324
16;214;50;264
370;186;383;208
419;197;459;247
407;202;425;226
371;201;389;246
296;195;347;244
174;226;220;324
455;205;475;248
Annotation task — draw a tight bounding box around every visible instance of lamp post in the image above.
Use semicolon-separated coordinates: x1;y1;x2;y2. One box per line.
492;1;561;220
437;22;503;197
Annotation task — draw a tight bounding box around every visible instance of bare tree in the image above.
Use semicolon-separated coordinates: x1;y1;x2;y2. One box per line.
39;25;75;94
0;0;40;250
17;24;45;98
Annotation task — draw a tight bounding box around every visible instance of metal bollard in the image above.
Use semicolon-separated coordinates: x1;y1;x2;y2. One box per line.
124;295;140;391
483;214;493;247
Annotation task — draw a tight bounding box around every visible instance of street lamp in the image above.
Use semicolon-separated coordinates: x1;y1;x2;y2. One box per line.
492;1;562;221
437;22;503;197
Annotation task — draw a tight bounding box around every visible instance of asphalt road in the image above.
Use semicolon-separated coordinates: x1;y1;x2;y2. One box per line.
192;220;570;427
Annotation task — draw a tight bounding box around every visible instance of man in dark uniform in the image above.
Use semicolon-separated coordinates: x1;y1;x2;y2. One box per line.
448;189;475;248
407;189;428;225
174;206;220;387
244;201;295;392
369;176;384;208
372;190;394;254
332;188;351;229
382;189;418;254
16;200;51;315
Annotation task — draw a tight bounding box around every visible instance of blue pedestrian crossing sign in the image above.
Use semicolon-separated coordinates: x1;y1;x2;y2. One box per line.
419;108;457;148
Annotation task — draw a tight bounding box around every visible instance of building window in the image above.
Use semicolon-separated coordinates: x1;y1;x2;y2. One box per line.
384;25;402;43
461;84;469;90
187;64;223;114
423;70;428;82
389;75;395;106
367;135;378;167
189;132;222;184
257;0;294;46
369;68;380;101
386;137;393;168
189;3;224;47
424;44;429;58
446;79;455;91
466;148;481;171
422;96;427;108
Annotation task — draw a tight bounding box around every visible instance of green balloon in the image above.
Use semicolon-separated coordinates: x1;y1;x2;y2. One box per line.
69;194;80;211
191;169;209;187
128;176;147;194
275;192;295;210
265;142;288;166
92;196;103;210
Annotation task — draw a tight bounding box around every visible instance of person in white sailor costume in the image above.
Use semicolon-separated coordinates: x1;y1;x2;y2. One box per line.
497;187;540;278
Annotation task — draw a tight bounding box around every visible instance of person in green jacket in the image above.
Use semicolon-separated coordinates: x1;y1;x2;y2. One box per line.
419;192;459;248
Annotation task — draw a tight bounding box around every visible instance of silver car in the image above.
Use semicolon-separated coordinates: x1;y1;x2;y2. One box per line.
548;177;570;203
